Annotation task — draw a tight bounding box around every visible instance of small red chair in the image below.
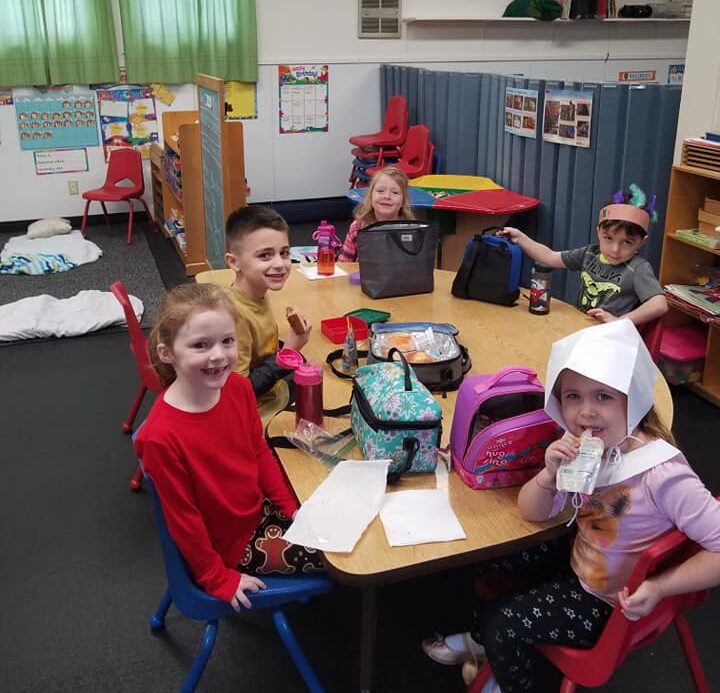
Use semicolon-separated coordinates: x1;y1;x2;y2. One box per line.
639;317;665;363
467;529;710;692
349;95;409;184
365;124;434;180
81;148;155;245
110;280;163;491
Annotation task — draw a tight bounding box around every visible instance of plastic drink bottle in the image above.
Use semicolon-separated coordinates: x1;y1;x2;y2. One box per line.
313;220;338;276
529;263;552;315
294;362;324;427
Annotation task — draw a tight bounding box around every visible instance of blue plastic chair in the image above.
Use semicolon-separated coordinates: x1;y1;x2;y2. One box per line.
143;474;333;693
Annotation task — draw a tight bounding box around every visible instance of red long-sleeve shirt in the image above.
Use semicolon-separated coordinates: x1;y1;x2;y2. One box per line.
134;373;298;602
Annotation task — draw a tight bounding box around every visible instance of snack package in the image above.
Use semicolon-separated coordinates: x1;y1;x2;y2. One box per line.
556;430;604;495
286;306;306;335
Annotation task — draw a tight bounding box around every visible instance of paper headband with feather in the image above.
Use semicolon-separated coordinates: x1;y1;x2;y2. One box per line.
598;183;658;235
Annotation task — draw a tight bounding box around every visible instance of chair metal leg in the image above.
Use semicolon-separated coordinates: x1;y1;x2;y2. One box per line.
123;384;147;433
559;679;578;693
127;201;135;244
100;202;112;229
80;200;91;234
150;590;173;630
129;466;144;492
272;609;325;693
674;616;710;693
181;621;219;693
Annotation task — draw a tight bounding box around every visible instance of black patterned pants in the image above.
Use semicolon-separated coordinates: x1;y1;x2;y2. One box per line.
238;499;325;575
471;541;613;693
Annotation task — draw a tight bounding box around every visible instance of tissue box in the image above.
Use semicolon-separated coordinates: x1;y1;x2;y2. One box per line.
658;322;707;386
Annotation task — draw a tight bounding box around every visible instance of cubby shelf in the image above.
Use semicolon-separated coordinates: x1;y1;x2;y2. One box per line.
659;165;720;407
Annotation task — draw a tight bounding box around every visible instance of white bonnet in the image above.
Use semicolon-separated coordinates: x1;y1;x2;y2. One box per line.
544;319;657;435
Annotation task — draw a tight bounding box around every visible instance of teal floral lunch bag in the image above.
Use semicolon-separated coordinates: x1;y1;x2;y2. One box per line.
350;349;443;482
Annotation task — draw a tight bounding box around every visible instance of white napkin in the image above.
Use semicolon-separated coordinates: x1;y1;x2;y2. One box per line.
283;459;390;553
297;264;348;280
379;489;466;547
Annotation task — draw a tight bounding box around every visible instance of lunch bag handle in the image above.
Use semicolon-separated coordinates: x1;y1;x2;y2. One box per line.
474;366;543;394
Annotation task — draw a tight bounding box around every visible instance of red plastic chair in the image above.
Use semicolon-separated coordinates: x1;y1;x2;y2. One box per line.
365;124;434;180
467;529;710;692
348;95;409;184
639;317;665;363
110;281;163;491
81;148;155;245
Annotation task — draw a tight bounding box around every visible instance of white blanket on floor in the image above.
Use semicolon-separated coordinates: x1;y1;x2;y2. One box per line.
1;230;103;267
0;290;144;341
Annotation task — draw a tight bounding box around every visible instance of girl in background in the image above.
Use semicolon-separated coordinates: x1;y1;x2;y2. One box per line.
338;165;415;262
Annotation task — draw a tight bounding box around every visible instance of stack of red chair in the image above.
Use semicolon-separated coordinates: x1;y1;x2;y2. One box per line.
348;95;408;186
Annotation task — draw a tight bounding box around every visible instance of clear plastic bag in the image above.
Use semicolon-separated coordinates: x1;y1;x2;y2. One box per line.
283;419;356;467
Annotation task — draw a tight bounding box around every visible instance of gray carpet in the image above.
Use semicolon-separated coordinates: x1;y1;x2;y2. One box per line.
0;224;166;329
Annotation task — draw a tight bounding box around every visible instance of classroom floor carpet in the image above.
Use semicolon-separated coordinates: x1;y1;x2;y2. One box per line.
0;222;717;692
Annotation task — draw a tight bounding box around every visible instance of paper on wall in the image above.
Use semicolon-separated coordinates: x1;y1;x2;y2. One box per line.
282;459;390;553
379;489;466;547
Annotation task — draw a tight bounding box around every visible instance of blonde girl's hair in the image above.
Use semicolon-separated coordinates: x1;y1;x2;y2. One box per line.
148;283;238;388
354;165;415;224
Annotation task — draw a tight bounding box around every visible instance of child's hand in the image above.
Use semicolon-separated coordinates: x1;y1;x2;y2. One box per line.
284;314;312;351
232;574;267;612
617;580;664;621
496;226;526;244
545;435;579;477
586;308;617;324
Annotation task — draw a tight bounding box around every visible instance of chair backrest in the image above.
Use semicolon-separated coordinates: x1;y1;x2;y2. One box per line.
539;528;707;684
397;125;432;177
639;317;664;363
382;95;409;142
106;148;144;196
110;281;162;393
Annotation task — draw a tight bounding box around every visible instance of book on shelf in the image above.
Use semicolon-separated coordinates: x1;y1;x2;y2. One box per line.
664;284;720;317
673;228;720;250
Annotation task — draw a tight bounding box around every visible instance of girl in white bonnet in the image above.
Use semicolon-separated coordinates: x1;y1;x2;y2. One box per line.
423;320;720;692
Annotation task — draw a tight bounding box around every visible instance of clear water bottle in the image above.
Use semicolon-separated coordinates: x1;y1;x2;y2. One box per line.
529;263;552;315
294;362;324;427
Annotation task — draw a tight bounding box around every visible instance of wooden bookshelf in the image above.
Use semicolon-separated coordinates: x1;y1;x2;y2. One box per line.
659;165;720;406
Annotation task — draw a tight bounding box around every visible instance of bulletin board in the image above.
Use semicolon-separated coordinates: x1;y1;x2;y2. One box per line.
96;86;159;160
278;65;329;134
198;75;227;270
15;93;98;151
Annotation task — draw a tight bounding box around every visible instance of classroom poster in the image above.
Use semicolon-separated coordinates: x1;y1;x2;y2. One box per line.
33;148;89;175
668;64;685;85
225;81;257;120
14;92;98;151
504;87;538;138
96;86;158;160
0;89;13;105
542;89;592;149
617;69;657;83
278;65;329;134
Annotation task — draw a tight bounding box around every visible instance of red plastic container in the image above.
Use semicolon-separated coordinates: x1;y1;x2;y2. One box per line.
320;316;368;344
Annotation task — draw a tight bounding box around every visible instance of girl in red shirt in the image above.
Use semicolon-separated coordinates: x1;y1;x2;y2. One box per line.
134;283;323;610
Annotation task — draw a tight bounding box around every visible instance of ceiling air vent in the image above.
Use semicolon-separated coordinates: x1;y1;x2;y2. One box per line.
358;0;401;39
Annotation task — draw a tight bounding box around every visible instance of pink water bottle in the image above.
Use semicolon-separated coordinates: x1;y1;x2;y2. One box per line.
313;220;338;275
294;362;324;427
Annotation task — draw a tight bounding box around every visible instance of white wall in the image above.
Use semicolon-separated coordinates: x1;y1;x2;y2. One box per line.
673;0;720;161
0;1;690;223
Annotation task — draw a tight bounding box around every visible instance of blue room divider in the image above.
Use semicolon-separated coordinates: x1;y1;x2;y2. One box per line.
381;64;682;304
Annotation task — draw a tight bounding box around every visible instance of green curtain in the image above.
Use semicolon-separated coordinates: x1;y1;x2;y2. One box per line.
0;0;118;87
44;0;119;84
0;1;49;86
120;0;257;84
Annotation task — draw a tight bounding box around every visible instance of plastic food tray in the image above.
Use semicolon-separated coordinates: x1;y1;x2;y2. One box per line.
344;308;391;326
320;316;369;344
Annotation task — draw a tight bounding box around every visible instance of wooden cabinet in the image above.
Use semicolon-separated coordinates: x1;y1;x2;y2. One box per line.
158;110;209;276
659;165;720;406
149;142;165;227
